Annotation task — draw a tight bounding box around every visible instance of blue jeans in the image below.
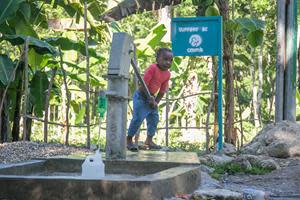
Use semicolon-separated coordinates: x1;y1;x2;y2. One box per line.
128;90;159;137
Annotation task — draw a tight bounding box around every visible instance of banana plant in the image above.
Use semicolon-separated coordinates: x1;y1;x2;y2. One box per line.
0;55;15;86
0;0;25;25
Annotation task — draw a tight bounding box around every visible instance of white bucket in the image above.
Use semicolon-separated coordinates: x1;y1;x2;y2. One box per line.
81;149;105;179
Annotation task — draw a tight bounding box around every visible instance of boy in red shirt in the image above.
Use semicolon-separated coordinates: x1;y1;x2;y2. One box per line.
127;48;173;151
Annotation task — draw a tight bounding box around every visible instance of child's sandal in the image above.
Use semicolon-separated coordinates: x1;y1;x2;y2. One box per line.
127;143;138;152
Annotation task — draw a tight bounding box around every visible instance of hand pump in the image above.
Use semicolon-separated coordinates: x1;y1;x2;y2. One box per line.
129;45;152;100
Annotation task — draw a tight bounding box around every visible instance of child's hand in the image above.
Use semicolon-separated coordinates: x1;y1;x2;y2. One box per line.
149;96;158;109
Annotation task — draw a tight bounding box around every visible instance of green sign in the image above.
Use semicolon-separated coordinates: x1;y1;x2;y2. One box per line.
171;16;222;56
171;16;224;151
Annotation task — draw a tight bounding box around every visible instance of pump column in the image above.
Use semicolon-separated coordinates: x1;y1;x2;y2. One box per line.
106;33;133;160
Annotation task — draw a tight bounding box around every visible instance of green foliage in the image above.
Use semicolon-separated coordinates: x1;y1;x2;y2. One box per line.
29;71;49;117
174;0;196;17
1;34;57;55
75;107;86;124
0;55;14;85
247;29;264;47
192;0;213;6
0;0;25;25
46;37;103;59
229;18;265;48
136;24;167;57
205;4;220;16
208;162;273;180
234;54;251;66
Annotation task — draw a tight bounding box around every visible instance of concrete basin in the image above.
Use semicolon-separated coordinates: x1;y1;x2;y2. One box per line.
0;151;201;200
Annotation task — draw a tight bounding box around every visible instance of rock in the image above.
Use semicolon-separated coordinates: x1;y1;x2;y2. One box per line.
233;156;252;170
206;154;234;165
191;189;242;200
243;154;262;166
198;156;210;164
160;146;170;151
222;143;237;155
259;159;280;170
242;142;267;155
241;121;300;158
288;146;300;157
201;165;215;173
235;154;280;170
265;142;289;158
199;172;222;189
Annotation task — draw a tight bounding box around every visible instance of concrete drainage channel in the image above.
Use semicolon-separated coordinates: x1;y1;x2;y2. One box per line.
0;151;201;200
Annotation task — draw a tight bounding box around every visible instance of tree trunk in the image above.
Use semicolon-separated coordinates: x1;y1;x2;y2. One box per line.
213;57;219;150
12;64;24;141
217;0;234;144
44;68;57;143
284;0;297;121
22;37;29;141
59;48;70;145
275;0;286;122
25;106;33;141
250;48;260;128
158;6;172;42
0;88;9;143
206;57;216;153
257;41;264;126
234;68;244;148
196;3;206;16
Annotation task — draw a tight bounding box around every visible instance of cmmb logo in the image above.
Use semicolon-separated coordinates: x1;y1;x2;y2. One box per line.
189;34;202;47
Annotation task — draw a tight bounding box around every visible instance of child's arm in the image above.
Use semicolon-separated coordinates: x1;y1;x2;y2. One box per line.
156;76;170;104
149;96;158;108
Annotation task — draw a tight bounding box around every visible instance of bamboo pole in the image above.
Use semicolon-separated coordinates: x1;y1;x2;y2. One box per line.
234;76;244;148
43;68;57;143
23;37;29;141
84;0;91;148
59;48;70;145
165;90;169;146
206;57;215;153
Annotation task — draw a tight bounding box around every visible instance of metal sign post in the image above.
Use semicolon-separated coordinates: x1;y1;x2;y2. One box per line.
171;16;223;151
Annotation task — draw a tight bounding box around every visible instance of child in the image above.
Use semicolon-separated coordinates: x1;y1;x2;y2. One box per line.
127;48;173;151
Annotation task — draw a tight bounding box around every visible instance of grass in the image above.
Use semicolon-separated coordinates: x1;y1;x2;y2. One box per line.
208;162;274;180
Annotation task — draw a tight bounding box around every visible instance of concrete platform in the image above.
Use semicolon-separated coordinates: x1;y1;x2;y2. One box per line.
0;151;201;200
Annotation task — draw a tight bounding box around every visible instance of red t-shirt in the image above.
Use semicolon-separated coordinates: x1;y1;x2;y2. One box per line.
143;64;171;95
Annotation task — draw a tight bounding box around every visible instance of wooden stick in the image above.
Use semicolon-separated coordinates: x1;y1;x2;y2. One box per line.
23;37;29;141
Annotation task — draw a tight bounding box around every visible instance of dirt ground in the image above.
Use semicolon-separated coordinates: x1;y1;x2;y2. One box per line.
222;157;300;200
